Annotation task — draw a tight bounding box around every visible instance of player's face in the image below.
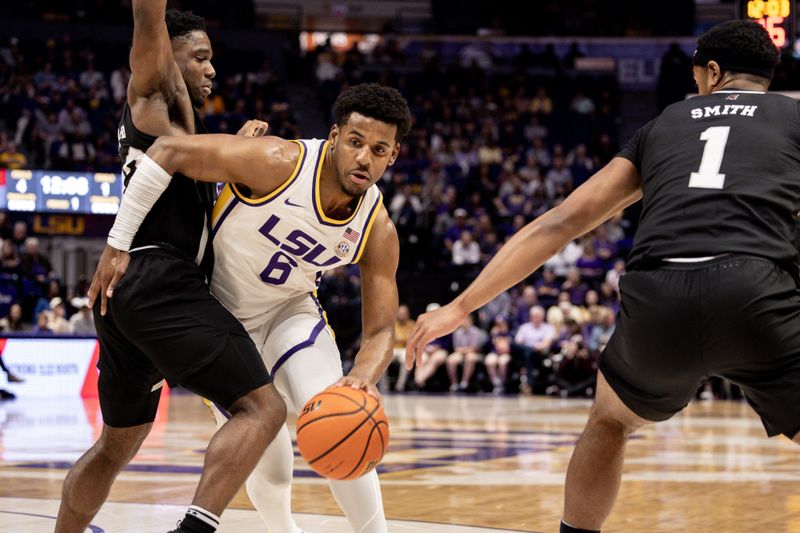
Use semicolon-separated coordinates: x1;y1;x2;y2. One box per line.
172;31;216;108
328;112;400;197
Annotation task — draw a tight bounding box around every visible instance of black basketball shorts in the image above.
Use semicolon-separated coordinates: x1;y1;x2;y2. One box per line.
599;255;800;439
95;248;272;428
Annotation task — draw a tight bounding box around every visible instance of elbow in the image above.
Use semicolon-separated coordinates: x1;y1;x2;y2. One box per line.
146;137;180;175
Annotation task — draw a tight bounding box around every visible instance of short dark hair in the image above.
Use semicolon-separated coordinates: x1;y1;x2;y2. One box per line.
334;83;412;142
696;20;779;79
165;9;206;40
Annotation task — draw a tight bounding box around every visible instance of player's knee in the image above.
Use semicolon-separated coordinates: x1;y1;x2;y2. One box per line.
95;423;151;467
586;405;646;438
792;431;800;445
230;384;287;431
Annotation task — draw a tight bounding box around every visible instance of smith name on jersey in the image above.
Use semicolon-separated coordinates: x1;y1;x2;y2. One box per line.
210;138;383;323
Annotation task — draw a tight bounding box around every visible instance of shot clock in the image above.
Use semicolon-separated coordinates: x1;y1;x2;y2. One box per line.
740;0;797;49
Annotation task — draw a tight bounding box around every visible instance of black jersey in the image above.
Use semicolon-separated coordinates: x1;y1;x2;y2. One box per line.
620;90;800;272
117;103;216;277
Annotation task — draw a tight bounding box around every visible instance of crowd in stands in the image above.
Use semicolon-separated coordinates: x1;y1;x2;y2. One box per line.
0;214;95;336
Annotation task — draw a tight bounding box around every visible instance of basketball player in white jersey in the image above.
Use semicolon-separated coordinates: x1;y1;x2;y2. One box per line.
95;83;411;533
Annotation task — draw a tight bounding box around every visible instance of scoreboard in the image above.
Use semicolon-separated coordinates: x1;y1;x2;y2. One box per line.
0;169;123;215
741;0;797;49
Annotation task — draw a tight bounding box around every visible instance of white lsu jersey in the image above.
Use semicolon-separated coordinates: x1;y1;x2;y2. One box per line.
210;138;383;325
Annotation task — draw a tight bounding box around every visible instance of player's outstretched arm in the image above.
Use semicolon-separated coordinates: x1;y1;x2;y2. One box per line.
406;157;643;369
146;133;299;192
129;0;181;101
332;207;400;404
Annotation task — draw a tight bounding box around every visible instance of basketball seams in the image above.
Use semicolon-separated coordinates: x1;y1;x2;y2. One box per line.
341;420;381;479
308;403;381;465
296;405;364;434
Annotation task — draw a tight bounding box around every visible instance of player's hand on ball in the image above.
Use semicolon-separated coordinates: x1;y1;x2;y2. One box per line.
330;375;383;406
87;244;131;316
406;302;468;370
236;119;269;137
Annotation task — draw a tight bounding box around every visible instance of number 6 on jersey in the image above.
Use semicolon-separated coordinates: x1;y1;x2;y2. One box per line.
689;126;730;190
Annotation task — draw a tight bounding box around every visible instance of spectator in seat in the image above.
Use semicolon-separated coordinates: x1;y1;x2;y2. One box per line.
11;221;27;250
21;237;53;285
0;142;27;169
413;304;452;390
69;296;96;336
446;314;487;392
605;259;626;293
546;333;597;398
31;310;52;334
562;268;589;306
0;303;27;334
1;239;21;271
576;240;605;283
511;285;538;328
535;267;561;309
485;316;513;394
452;230;481;266
588;307;616;353
48;297;71;333
514;305;556;394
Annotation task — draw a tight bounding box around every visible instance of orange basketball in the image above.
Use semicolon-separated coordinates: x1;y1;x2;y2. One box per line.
296;385;390;480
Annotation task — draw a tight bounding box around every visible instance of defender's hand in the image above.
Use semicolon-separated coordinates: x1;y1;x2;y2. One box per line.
87;244;131;316
406;303;467;370
236;120;269;138
330;374;383;407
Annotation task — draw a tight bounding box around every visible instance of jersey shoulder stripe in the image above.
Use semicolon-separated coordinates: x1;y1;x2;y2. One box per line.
230;139;307;206
211;184;238;236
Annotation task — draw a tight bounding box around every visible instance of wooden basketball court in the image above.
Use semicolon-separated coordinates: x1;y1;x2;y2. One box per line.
0;393;797;532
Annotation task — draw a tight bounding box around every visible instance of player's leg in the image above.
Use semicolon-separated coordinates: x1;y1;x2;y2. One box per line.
56;305;161;532
263;308;388;533
562;265;705;532
561;371;649;531
56;423;152;532
179;333;286;517
206;398;300;533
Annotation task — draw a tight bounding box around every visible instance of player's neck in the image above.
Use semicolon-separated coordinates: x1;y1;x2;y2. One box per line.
712;79;767;93
319;151;360;218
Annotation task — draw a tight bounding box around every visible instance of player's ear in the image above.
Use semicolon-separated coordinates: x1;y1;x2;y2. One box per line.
707;60;723;87
387;142;400;166
328;124;339;149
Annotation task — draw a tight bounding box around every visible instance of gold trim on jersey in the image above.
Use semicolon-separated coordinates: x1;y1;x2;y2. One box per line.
353;192;383;264
211;183;234;227
230;140;306;205
313;289;336;341
313;141;365;226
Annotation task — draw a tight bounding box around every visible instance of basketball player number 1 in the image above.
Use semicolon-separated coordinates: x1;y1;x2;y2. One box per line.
688;126;730;190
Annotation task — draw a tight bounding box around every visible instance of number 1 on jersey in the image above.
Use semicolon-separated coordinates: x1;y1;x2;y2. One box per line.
689;126;730;190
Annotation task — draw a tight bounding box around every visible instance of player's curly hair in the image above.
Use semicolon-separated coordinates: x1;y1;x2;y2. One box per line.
334;83;412;142
165;9;206;40
696;20;779;79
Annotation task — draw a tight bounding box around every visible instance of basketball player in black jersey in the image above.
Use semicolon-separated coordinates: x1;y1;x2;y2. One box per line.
55;3;285;533
406;20;799;532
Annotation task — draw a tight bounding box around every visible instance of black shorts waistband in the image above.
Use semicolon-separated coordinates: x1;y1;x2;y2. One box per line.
649;254;774;272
